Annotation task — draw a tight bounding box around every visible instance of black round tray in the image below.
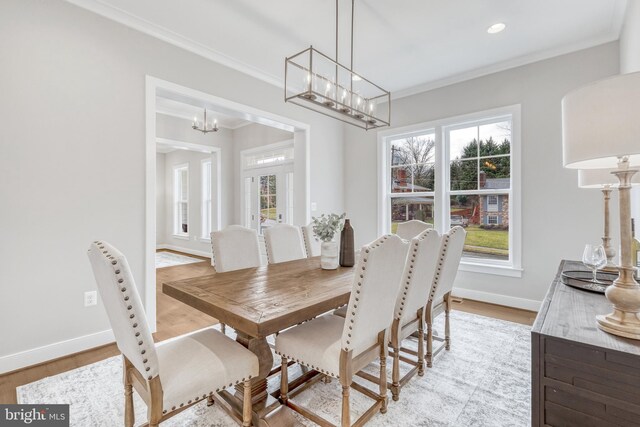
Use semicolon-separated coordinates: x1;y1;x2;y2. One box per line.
561;270;618;294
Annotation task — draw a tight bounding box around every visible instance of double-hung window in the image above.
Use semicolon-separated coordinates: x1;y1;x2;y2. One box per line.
388;132;436;233
201;159;212;239
173;164;189;237
379;105;521;276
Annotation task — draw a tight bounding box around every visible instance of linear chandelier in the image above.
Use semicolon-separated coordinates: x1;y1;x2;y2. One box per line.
192;108;219;134
284;0;390;130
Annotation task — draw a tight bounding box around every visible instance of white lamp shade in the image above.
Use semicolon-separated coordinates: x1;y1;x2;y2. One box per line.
578;168;640;188
562;71;640;169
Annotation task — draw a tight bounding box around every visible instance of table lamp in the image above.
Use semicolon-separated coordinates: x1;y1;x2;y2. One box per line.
578;168;640;271
563;70;640;340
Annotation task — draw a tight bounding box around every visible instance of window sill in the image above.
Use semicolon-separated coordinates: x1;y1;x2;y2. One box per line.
459;261;523;278
172;234;189;241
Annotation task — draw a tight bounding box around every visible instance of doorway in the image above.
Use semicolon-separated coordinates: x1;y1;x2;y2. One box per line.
241;141;295;235
145;76;311;331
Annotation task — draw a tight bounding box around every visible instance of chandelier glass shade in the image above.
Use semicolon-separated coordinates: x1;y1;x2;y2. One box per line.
284;0;390;130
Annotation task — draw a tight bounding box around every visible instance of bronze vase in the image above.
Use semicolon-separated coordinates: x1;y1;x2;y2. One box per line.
340;219;355;267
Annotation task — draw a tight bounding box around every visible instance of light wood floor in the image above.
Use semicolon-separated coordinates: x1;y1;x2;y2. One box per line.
0;251;536;404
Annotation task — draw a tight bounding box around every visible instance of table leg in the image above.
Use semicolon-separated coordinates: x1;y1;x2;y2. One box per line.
233;331;272;403
215;331;296;427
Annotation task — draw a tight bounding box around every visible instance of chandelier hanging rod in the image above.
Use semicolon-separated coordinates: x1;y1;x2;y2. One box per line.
283;0;391;130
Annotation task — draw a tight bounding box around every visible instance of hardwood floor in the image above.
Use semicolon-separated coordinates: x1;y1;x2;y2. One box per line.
0;251;536;404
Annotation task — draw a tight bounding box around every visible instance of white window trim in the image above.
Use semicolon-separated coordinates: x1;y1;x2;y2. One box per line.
377;104;522;277
173;163;189;238
201;158;212;240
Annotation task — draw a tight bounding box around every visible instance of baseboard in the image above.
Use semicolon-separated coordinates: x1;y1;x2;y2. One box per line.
156;244;211;258
0;329;115;375
452;287;541;312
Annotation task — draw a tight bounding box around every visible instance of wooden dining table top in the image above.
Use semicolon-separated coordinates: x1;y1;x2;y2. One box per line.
163;257;355;338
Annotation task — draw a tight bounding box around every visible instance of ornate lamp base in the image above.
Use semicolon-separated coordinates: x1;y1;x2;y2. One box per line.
596;163;640;340
596;267;640;339
596;312;640;340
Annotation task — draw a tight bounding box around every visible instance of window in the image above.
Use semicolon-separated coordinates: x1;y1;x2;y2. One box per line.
389;132;436;233
379;105;521;276
173;164;189;237
447;118;512;263
201;159;212;239
259;174;277;235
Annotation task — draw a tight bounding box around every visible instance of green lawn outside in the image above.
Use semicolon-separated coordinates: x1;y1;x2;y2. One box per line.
390;223;508;256
464;225;508;250
260;207;277;220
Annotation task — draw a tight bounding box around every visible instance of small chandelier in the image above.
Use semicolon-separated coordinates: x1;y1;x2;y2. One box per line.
284;0;390;130
192;108;219;134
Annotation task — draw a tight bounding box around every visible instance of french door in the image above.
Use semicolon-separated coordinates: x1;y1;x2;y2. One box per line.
243;164;294;235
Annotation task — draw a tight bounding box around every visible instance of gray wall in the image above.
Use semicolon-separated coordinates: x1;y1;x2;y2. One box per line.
621;1;640;74
344;42;620;306
0;0;344;361
620;1;640;220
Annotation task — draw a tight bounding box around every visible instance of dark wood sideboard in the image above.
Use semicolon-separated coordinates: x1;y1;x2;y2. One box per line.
532;260;640;427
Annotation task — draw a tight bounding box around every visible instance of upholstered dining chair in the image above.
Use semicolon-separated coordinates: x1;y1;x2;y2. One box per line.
210;225;262;272
425;226;466;368
264;224;306;264
395;220;433;240
87;241;258;427
301;223;321;258
275;235;410;427
388;228;441;401
211;225;262;334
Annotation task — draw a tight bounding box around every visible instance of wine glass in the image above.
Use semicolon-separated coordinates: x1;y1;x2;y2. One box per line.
582;244;607;283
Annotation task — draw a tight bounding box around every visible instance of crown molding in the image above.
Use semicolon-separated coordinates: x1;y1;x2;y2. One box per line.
392;33;621;100
64;0;283;89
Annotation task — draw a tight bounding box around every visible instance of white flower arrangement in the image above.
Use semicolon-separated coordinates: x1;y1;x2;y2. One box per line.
311;213;346;242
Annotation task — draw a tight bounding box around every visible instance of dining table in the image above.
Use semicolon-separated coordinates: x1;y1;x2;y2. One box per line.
163;256;355;427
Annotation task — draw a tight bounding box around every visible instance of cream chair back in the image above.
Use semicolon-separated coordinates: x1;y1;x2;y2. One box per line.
301;224;321;257
430;226;466;304
210;225;261;272
395;220;433;240
341;235;409;355
87;241;159;380
394;228;442;325
264;224;306;264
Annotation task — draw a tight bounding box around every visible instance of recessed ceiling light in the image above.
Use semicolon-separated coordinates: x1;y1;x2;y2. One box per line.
487;23;506;34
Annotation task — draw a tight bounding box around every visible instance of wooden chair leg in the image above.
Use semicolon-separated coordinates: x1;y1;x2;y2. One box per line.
379;343;388;413
123;359;134;427
148;377;163;427
207;395;215;406
417;311;425;376
391;342;400;401
341;384;351;427
445;293;452;351
280;356;289;403
426;305;434;368
242;379;252;427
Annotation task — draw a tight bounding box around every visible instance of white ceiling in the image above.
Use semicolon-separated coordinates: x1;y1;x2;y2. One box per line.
69;0;627;97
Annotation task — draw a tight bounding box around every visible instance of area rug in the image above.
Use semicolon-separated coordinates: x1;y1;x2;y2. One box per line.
155;251;204;269
17;311;531;426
